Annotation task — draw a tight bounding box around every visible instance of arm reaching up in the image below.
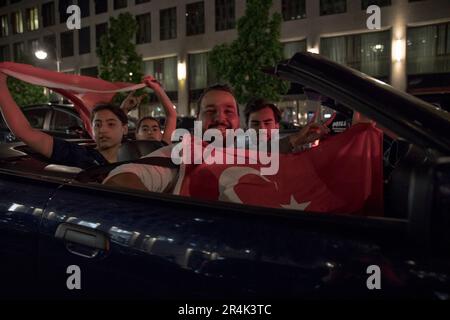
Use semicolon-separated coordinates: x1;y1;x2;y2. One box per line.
120;90;145;114
0;72;54;158
143;76;177;145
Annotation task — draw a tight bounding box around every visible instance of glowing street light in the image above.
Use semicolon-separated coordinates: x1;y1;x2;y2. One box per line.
34;50;48;60
34;49;60;72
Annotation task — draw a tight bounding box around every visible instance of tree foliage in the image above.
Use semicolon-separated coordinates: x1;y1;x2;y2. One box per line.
7;54;47;107
209;0;289;104
97;12;143;84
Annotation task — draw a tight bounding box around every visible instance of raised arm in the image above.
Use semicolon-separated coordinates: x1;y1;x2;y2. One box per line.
0;73;53;158
120;90;145;114
143;76;177;145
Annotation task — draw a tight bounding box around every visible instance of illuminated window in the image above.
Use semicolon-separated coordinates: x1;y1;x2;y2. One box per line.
144;57;178;101
11;11;24;34
283;40;307;59
407;22;450;75
26;7;39;31
321;30;391;78
0;15;8;38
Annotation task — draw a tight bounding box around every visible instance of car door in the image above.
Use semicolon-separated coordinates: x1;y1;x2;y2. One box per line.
0;170;63;299
37;178;450;300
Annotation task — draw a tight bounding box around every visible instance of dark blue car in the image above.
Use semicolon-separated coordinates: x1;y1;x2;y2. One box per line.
0;53;449;300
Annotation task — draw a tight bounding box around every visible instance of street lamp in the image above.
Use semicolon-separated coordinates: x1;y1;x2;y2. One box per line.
34;49;60;72
34;50;47;60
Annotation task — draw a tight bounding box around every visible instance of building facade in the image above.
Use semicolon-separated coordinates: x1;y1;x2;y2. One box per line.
0;0;449;121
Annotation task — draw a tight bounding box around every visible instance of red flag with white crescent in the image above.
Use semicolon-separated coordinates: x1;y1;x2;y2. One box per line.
175;123;383;216
0;61;145;137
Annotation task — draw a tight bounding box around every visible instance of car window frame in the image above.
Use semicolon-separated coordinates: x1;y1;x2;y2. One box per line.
48;106;84;134
22;106;52;131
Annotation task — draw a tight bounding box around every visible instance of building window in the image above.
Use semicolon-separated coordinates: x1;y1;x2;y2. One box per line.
144;57;178;101
59;0;75;24
96;23;108;48
361;0;391;9
0;45;10;62
136;13;151;44
407;22;450;75
80;66;98;77
42;2;55;27
215;0;235;31
0;15;8;38
114;0;127;10
320;30;391;78
95;0;108;14
26;7;39;31
283;40;307;59
282;0;306;21
320;0;347;16
186;1;205;36
79;26;91;55
60;31;74;57
135;0;150;4
43;34;56;59
188;52;217;96
160;7;177;41
79;0;90;18
11;11;23;34
28;39;40;54
13;42;24;62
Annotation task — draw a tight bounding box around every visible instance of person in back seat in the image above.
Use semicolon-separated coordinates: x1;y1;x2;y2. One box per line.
121;76;177;145
0;72;128;169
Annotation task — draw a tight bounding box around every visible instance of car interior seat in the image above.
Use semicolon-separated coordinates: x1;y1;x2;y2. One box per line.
117;140;167;162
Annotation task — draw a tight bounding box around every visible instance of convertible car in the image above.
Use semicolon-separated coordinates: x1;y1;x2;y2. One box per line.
0;53;449;300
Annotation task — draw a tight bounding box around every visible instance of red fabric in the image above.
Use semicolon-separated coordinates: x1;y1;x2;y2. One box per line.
0;61;145;137
178;123;383;216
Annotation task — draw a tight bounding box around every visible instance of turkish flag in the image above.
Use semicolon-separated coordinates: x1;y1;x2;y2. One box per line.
0;62;145;137
176;123;383;216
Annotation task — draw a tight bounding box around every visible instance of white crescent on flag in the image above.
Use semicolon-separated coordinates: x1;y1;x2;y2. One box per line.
218;167;276;204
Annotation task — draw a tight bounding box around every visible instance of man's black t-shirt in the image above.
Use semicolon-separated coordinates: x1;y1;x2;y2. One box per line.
50;138;108;169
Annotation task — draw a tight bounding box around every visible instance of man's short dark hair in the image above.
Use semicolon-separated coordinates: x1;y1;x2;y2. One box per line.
91;104;128;125
196;84;239;116
136;116;161;132
244;98;281;125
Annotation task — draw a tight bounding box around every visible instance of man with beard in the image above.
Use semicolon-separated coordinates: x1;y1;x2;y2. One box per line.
103;84;328;192
0;72;128;168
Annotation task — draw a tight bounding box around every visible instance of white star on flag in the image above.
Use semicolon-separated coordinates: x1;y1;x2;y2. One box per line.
281;195;311;211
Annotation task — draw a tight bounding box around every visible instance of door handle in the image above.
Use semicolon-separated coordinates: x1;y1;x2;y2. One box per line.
55;223;110;258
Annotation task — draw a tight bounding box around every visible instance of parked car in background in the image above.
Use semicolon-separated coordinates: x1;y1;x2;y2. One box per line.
0;104;90;143
0;103;137;143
